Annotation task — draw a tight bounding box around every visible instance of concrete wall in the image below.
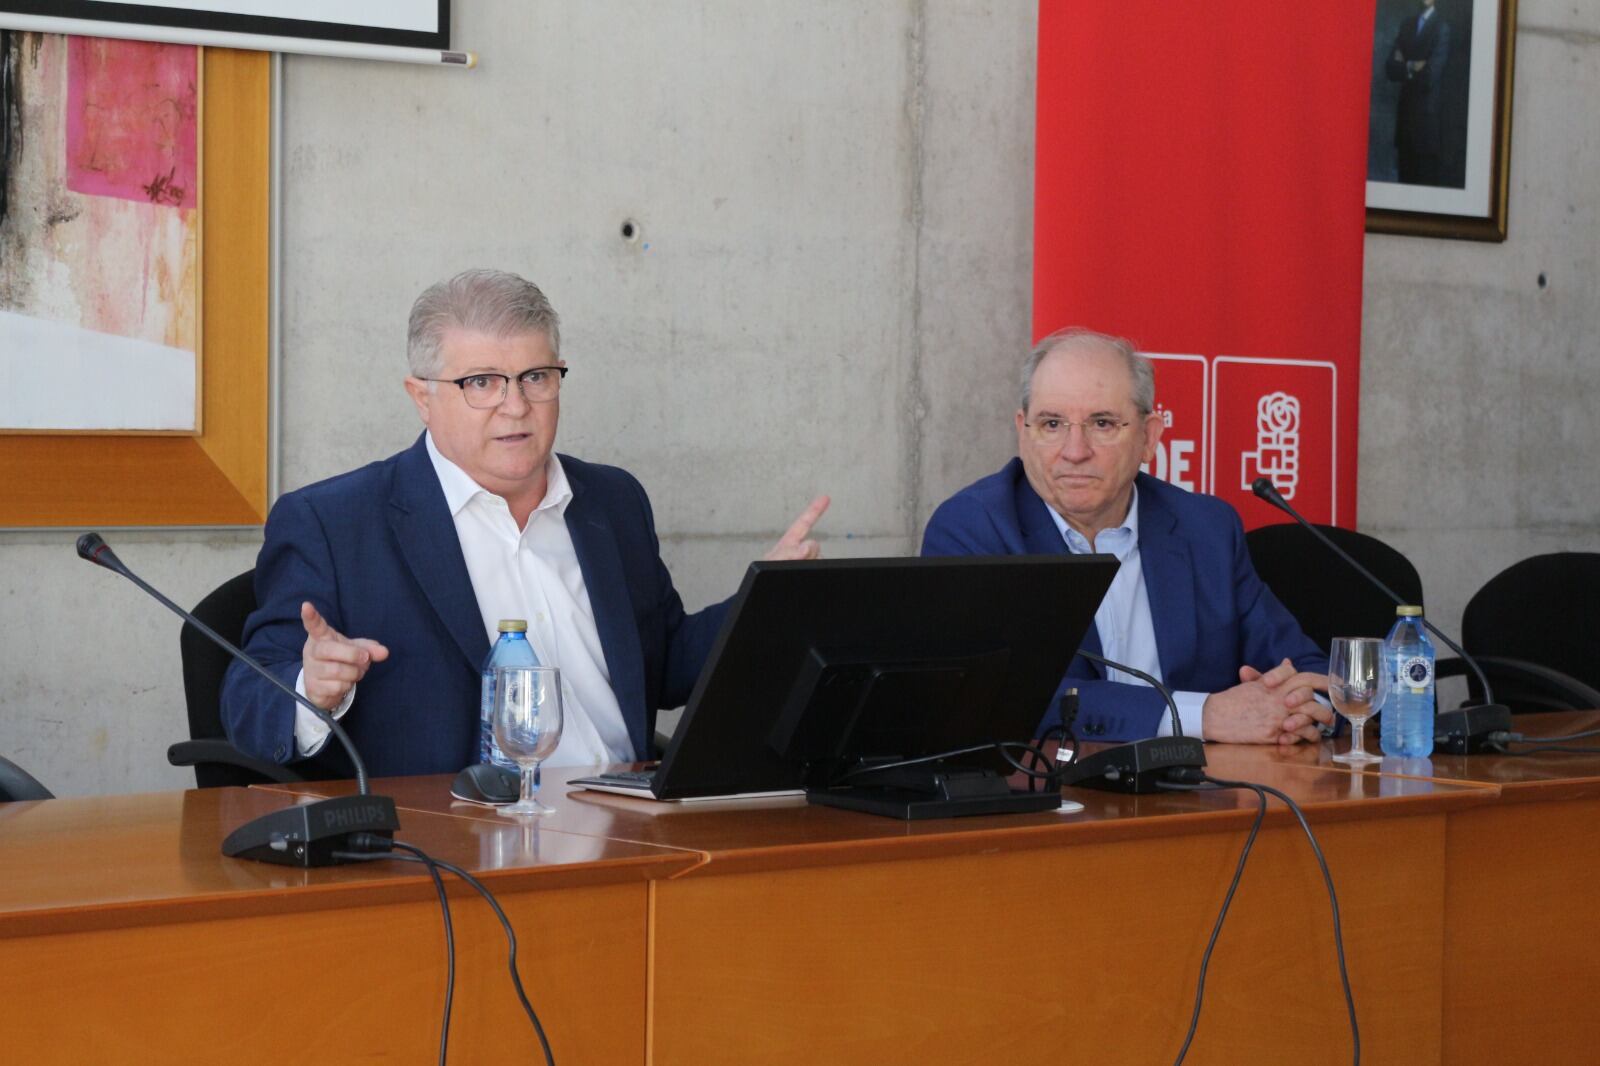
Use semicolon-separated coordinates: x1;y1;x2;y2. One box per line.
1;1;1594;797
1359;0;1600;634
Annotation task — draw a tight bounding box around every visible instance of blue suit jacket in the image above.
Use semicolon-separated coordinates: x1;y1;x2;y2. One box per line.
921;461;1324;741
221;435;728;777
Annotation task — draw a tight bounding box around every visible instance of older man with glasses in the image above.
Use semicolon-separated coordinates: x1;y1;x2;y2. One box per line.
922;328;1328;747
222;269;828;778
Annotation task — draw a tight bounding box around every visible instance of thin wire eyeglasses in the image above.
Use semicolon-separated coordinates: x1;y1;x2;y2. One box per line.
418;366;568;409
1023;414;1135;447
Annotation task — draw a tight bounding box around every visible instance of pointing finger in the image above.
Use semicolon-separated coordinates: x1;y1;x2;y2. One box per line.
352;638;391;662
780;495;831;546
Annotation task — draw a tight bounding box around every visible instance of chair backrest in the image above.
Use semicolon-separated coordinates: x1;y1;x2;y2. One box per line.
1246;523;1425;655
1463;552;1600;693
179;570;259;788
0;755;54;802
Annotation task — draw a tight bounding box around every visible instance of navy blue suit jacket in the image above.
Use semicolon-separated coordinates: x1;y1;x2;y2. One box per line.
221;435;728;777
921;461;1324;741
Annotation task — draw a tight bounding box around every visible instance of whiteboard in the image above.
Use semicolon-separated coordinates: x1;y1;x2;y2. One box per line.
0;0;449;48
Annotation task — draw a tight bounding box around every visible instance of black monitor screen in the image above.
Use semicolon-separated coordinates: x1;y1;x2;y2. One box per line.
652;555;1117;800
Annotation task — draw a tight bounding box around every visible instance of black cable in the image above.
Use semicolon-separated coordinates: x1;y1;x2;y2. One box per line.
335;840;555;1065
1153;778;1267;1065
419;854;456;1065
1500;726;1600;743
389;843;556;1066
331;848;456;1064
1505;744;1600;756
1201;774;1360;1066
831;742;1008;782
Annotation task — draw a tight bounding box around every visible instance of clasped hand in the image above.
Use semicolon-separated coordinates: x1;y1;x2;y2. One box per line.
1202;658;1331;745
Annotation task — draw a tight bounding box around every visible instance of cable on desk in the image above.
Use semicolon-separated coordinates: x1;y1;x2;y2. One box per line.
1153;778;1267;1065
831;740;1058;790
1502;725;1600;743
1188;773;1360;1066
335;839;555;1066
333;847;456;1064
1503;744;1600;756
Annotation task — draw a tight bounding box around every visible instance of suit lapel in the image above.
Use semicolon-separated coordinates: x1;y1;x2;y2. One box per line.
1137;478;1197;680
563;464;647;751
388;437;490;671
1015;469;1105;675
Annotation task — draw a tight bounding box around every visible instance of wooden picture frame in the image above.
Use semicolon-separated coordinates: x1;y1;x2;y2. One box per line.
1364;0;1517;241
0;46;268;526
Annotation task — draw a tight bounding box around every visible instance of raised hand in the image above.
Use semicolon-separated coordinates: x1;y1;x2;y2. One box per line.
763;495;831;561
300;601;390;710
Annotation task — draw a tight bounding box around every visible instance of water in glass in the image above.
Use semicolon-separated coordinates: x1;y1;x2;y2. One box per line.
1329;637;1386;765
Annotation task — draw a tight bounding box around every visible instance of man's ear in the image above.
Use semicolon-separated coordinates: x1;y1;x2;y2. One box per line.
1140;410;1165;465
403;377;432;425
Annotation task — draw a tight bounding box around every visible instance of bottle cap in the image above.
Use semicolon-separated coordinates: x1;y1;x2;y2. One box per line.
497;619;528;632
1395;605;1423;617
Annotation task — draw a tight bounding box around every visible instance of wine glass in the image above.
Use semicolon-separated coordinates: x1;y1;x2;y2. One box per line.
492;665;564;816
1329;637;1386;766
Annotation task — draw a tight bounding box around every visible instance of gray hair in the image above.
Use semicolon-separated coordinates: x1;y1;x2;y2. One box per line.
406;269;562;378
1020;327;1154;415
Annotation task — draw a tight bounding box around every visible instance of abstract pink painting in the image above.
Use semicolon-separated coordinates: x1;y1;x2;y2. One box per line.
65;36;199;208
0;32;201;433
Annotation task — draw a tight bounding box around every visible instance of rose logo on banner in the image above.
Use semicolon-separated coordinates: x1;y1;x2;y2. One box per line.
1240;391;1301;500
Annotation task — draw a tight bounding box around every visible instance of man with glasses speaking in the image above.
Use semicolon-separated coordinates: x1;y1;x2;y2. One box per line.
222;269;828;778
921;329;1328;746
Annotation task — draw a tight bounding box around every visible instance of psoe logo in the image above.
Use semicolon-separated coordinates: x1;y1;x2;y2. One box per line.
1239;391;1300;500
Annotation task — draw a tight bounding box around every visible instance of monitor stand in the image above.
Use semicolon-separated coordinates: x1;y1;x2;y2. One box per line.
805;763;1061;820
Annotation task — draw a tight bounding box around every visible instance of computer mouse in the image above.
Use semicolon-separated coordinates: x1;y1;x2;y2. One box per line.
450;762;520;805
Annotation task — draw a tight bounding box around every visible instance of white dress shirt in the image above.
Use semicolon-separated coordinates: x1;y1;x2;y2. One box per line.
294;433;634;767
1047;487;1209;737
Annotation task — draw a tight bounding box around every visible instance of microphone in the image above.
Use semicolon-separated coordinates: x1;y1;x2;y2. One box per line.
1056;649;1207;793
1249;479;1512;754
75;533;398;865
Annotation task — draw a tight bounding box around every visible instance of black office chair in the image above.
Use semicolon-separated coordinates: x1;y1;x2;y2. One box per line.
0;755;54;801
1246;522;1425;653
171;569;306;789
1435;553;1600;714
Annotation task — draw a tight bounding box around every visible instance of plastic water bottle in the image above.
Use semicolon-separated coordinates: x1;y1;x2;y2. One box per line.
480;620;539;769
1380;605;1435;758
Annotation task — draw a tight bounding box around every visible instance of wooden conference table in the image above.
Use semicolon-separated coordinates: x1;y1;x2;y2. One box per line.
2;713;1596;1065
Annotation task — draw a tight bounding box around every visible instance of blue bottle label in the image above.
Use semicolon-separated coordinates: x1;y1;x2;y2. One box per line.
1400;656;1433;689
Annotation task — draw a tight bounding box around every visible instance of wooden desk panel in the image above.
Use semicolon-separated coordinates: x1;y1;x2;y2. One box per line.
265;762;1492;1064
0;787;697;1064
649;813;1447;1066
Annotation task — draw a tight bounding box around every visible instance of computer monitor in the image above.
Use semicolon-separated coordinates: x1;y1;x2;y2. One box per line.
633;554;1117;818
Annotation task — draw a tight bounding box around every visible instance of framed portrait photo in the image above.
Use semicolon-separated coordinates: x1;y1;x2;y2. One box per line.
1365;0;1517;241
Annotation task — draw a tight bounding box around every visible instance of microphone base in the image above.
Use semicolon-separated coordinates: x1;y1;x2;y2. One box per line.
222;794;400;867
1059;736;1207;794
1433;704;1514;755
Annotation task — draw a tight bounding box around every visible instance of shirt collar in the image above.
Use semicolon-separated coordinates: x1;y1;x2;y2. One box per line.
424;431;572;519
1047;485;1141;558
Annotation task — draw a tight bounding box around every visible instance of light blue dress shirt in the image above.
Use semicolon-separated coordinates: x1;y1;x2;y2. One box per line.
1047;487;1209;737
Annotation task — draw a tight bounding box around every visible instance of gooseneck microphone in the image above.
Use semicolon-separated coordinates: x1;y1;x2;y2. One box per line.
1249;478;1513;754
1056;648;1207;793
76;533;398;865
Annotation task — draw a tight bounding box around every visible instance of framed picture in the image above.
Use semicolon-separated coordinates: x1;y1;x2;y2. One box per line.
1365;0;1517;241
0;42;268;526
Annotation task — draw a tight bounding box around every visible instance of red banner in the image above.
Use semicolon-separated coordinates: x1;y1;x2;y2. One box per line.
1033;0;1374;528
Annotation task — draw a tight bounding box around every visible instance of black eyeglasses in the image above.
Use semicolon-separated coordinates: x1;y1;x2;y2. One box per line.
418;366;568;408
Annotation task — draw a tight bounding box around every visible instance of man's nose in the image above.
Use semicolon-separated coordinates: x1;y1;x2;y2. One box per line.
1057;424;1095;461
498;378;533;415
